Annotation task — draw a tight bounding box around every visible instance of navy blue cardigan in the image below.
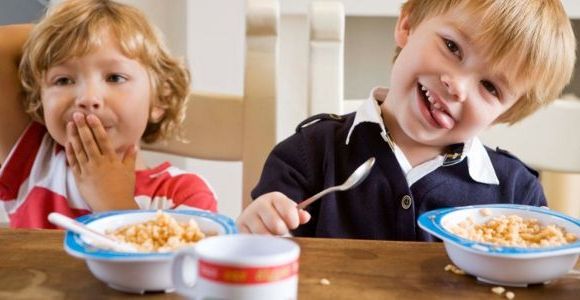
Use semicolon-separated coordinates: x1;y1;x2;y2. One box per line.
252;113;546;241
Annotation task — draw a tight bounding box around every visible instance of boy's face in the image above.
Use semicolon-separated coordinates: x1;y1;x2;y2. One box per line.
386;8;523;148
40;32;158;155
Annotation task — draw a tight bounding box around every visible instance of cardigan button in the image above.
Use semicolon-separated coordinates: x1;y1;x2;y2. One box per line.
401;195;412;209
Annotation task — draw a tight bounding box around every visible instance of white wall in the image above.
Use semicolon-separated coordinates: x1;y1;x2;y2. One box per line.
117;0;246;219
121;0;317;219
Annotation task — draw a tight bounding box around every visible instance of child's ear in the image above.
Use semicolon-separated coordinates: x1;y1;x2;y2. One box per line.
150;82;171;122
394;13;411;48
150;106;165;122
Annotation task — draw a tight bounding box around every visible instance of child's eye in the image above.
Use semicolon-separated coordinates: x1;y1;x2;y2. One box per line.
444;38;461;58
54;77;73;86
481;80;499;98
107;74;127;83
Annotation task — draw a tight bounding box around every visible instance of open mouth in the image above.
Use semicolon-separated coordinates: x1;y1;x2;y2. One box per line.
417;83;455;129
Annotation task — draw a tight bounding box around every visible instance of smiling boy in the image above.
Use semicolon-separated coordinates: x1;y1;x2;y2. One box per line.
237;0;576;239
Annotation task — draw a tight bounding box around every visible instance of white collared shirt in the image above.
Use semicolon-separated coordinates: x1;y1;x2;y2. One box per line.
346;87;499;187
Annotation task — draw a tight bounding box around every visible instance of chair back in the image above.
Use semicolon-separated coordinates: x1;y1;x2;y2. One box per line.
480;99;580;173
308;1;345;115
142;0;279;208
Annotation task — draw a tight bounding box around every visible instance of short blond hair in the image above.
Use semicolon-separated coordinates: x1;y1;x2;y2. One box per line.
19;0;190;143
396;0;576;124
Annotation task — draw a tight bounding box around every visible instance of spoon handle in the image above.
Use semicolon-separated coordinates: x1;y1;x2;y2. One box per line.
296;157;375;210
297;186;341;210
48;212;137;252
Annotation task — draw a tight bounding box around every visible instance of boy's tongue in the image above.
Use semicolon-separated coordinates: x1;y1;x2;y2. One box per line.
430;108;455;129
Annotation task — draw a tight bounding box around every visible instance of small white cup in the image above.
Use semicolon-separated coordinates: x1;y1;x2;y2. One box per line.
171;234;300;300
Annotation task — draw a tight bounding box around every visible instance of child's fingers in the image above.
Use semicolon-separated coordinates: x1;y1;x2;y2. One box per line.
258;202;292;235
298;209;311;224
67;121;88;165
65;141;81;176
243;215;273;234
73;112;101;158
271;196;302;230
237;222;252;234
86;114;114;157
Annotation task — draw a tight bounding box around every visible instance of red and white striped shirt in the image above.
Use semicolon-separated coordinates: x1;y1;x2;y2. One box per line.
0;122;217;229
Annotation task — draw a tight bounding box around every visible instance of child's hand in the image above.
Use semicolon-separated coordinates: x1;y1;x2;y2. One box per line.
236;192;311;235
65;112;138;211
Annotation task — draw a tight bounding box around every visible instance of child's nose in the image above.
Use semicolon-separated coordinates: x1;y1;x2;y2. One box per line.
440;74;467;102
75;85;103;110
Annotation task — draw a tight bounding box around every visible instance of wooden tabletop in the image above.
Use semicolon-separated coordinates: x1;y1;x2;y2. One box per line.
0;228;578;299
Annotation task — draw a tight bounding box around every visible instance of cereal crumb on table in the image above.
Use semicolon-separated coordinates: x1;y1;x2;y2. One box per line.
505;291;515;299
490;286;514;299
444;264;465;275
453;268;465;275
491;286;505;295
320;278;331;285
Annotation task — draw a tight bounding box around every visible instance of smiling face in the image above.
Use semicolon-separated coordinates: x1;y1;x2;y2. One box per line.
384;8;524;151
41;31;158;155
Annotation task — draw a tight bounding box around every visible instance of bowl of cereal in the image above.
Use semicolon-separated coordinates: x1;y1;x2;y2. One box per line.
418;204;579;287
63;209;237;294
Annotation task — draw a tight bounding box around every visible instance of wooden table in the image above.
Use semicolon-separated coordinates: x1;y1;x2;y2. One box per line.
0;228;578;299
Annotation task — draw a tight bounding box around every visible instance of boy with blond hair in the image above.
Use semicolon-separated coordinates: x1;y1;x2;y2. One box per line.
237;0;576;239
0;0;217;228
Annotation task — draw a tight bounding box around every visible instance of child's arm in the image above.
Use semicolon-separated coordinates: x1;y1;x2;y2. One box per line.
236;192;311;235
237;123;321;235
0;24;33;165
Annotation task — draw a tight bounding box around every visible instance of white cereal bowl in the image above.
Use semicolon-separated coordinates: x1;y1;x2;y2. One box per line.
418;204;580;287
63;209;237;294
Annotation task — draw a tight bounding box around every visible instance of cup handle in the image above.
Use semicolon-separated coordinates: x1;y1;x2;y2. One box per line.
171;248;199;297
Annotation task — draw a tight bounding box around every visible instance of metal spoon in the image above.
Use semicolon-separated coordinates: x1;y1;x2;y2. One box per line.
48;212;138;252
297;157;376;209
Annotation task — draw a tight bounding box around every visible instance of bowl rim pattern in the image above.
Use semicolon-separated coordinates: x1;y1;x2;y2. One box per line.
418;204;580;258
64;209;237;261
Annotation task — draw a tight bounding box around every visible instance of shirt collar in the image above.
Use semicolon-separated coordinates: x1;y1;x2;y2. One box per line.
464;137;500;185
345;87;390;145
345;86;499;185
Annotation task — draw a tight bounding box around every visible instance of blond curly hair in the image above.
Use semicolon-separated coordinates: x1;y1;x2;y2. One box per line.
19;0;191;143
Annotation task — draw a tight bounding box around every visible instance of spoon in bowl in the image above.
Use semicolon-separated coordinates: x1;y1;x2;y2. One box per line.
48;212;138;252
297;157;376;210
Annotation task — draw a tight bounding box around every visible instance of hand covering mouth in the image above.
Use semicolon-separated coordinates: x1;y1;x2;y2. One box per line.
418;83;456;129
67;112;115;129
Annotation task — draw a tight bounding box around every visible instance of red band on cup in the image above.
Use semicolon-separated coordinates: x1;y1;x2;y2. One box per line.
199;260;299;284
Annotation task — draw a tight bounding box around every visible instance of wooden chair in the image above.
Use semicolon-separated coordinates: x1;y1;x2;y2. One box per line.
480;99;580;217
308;1;345;115
306;1;580;217
142;0;279;210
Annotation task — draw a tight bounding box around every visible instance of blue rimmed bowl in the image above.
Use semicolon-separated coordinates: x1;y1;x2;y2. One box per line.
64;209;237;294
418;204;580;287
